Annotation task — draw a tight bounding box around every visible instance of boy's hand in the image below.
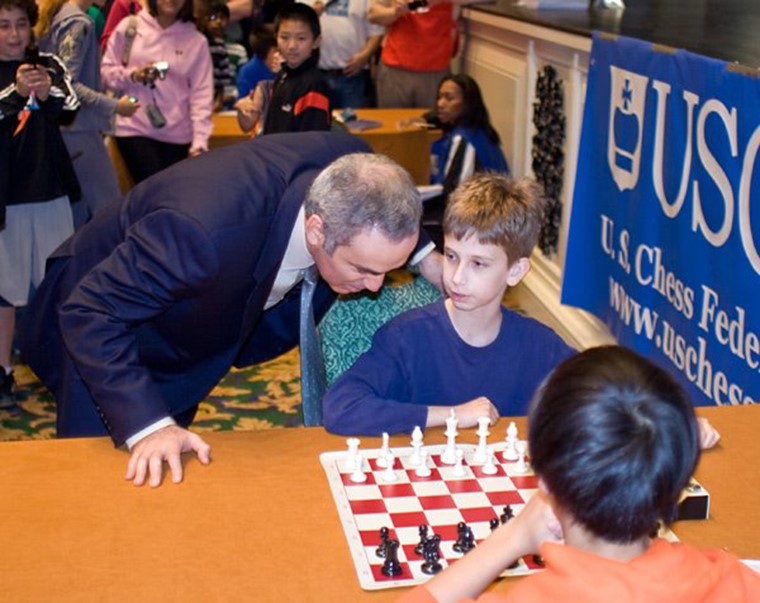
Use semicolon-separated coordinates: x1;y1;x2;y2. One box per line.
427;398;499;429
455;397;499;428
496;492;563;558
697;417;720;449
16;64;52;100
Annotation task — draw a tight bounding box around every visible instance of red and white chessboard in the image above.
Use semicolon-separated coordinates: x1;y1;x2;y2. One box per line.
320;440;546;591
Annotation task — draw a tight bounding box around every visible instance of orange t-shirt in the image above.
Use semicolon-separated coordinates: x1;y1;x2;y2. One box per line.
399;539;760;603
381;3;455;72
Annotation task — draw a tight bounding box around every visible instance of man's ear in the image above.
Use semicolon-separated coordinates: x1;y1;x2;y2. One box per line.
506;257;531;287
304;214;325;248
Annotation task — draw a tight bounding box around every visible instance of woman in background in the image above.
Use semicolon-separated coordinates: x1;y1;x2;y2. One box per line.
424;73;509;248
101;0;213;183
37;0;138;227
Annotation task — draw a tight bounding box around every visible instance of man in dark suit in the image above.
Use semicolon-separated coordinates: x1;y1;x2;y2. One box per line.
22;132;428;487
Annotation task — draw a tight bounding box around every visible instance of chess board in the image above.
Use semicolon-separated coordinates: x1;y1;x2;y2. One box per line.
320;439;546;591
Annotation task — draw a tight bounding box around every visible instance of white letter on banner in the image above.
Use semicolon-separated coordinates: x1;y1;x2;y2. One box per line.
607;66;649;192
739;124;760;276
652;81;699;217
693;99;737;247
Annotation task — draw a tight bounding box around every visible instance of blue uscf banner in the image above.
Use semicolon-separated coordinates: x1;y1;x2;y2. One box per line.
562;32;759;406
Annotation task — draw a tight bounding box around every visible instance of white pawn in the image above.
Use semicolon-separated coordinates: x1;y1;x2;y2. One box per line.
409;425;424;466
346;437;361;471
514;440;529;474
381;451;398;482
376;432;391;468
350;452;367;483
503;421;519;462
482;448;498;475
415;449;432;477
473;416;490;464
452;448;467;478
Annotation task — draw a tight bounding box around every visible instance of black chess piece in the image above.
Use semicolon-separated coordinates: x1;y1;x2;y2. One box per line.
381;539;403;577
421;534;442;575
375;526;390;558
532;554;546;567
489;517;500;532
414;524;429;556
500;504;515;524
461;525;476;553
452;521;468;553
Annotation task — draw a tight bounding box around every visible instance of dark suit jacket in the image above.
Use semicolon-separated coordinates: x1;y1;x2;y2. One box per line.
22;132;370;446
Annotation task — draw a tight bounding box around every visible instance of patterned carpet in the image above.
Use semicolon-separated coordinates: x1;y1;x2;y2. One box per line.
0;347;305;442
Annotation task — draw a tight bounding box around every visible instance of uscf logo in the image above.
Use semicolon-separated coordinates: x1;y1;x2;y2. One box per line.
607;66;648;192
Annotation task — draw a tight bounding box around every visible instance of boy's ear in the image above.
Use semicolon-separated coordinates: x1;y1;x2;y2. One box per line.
313;34;322;49
506;257;530;287
304;213;325;248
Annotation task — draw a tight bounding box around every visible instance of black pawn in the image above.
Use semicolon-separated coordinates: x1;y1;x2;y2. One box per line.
421;534;442;575
452;521;468;553
414;524;429;556
489;517;500;532
381;539;403;577
500;505;515;524
375;526;389;558
461;525;476;553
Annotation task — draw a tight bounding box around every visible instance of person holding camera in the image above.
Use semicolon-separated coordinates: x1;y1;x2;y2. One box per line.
0;0;80;407
36;0;140;229
101;0;213;184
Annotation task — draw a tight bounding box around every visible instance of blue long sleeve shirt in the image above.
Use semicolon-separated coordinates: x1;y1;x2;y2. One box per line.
323;300;574;436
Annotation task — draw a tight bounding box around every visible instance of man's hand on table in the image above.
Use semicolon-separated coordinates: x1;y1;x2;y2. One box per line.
126;425;211;487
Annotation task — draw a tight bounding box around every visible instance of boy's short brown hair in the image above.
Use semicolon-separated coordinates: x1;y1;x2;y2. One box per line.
443;173;547;265
0;0;38;26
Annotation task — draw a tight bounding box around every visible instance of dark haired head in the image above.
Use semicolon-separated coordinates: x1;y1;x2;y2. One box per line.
528;345;700;543
204;0;230;19
437;74;499;144
147;0;194;22
249;28;277;60
274;2;320;38
0;0;38;26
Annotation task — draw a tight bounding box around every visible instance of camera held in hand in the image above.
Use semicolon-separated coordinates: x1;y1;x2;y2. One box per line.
151;61;169;80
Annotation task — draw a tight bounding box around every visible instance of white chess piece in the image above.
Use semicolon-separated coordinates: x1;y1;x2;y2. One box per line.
376;432;391;468
514;440;529;474
482;448;498;475
380;451;398;482
452;448;467;478
349;452;367;483
441;409;459;465
415;449;432;477
503;421;519;462
409;426;424;466
346;437;360;471
473;416;490;464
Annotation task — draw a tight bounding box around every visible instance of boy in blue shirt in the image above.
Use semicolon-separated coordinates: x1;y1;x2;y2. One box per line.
323;174;575;435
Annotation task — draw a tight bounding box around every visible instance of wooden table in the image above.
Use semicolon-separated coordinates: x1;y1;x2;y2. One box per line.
210;109;440;185
0;406;756;601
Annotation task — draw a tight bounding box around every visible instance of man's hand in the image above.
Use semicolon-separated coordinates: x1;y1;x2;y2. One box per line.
126;425;211;487
416;250;443;291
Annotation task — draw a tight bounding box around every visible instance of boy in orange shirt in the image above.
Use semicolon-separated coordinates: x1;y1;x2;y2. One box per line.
400;346;760;603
